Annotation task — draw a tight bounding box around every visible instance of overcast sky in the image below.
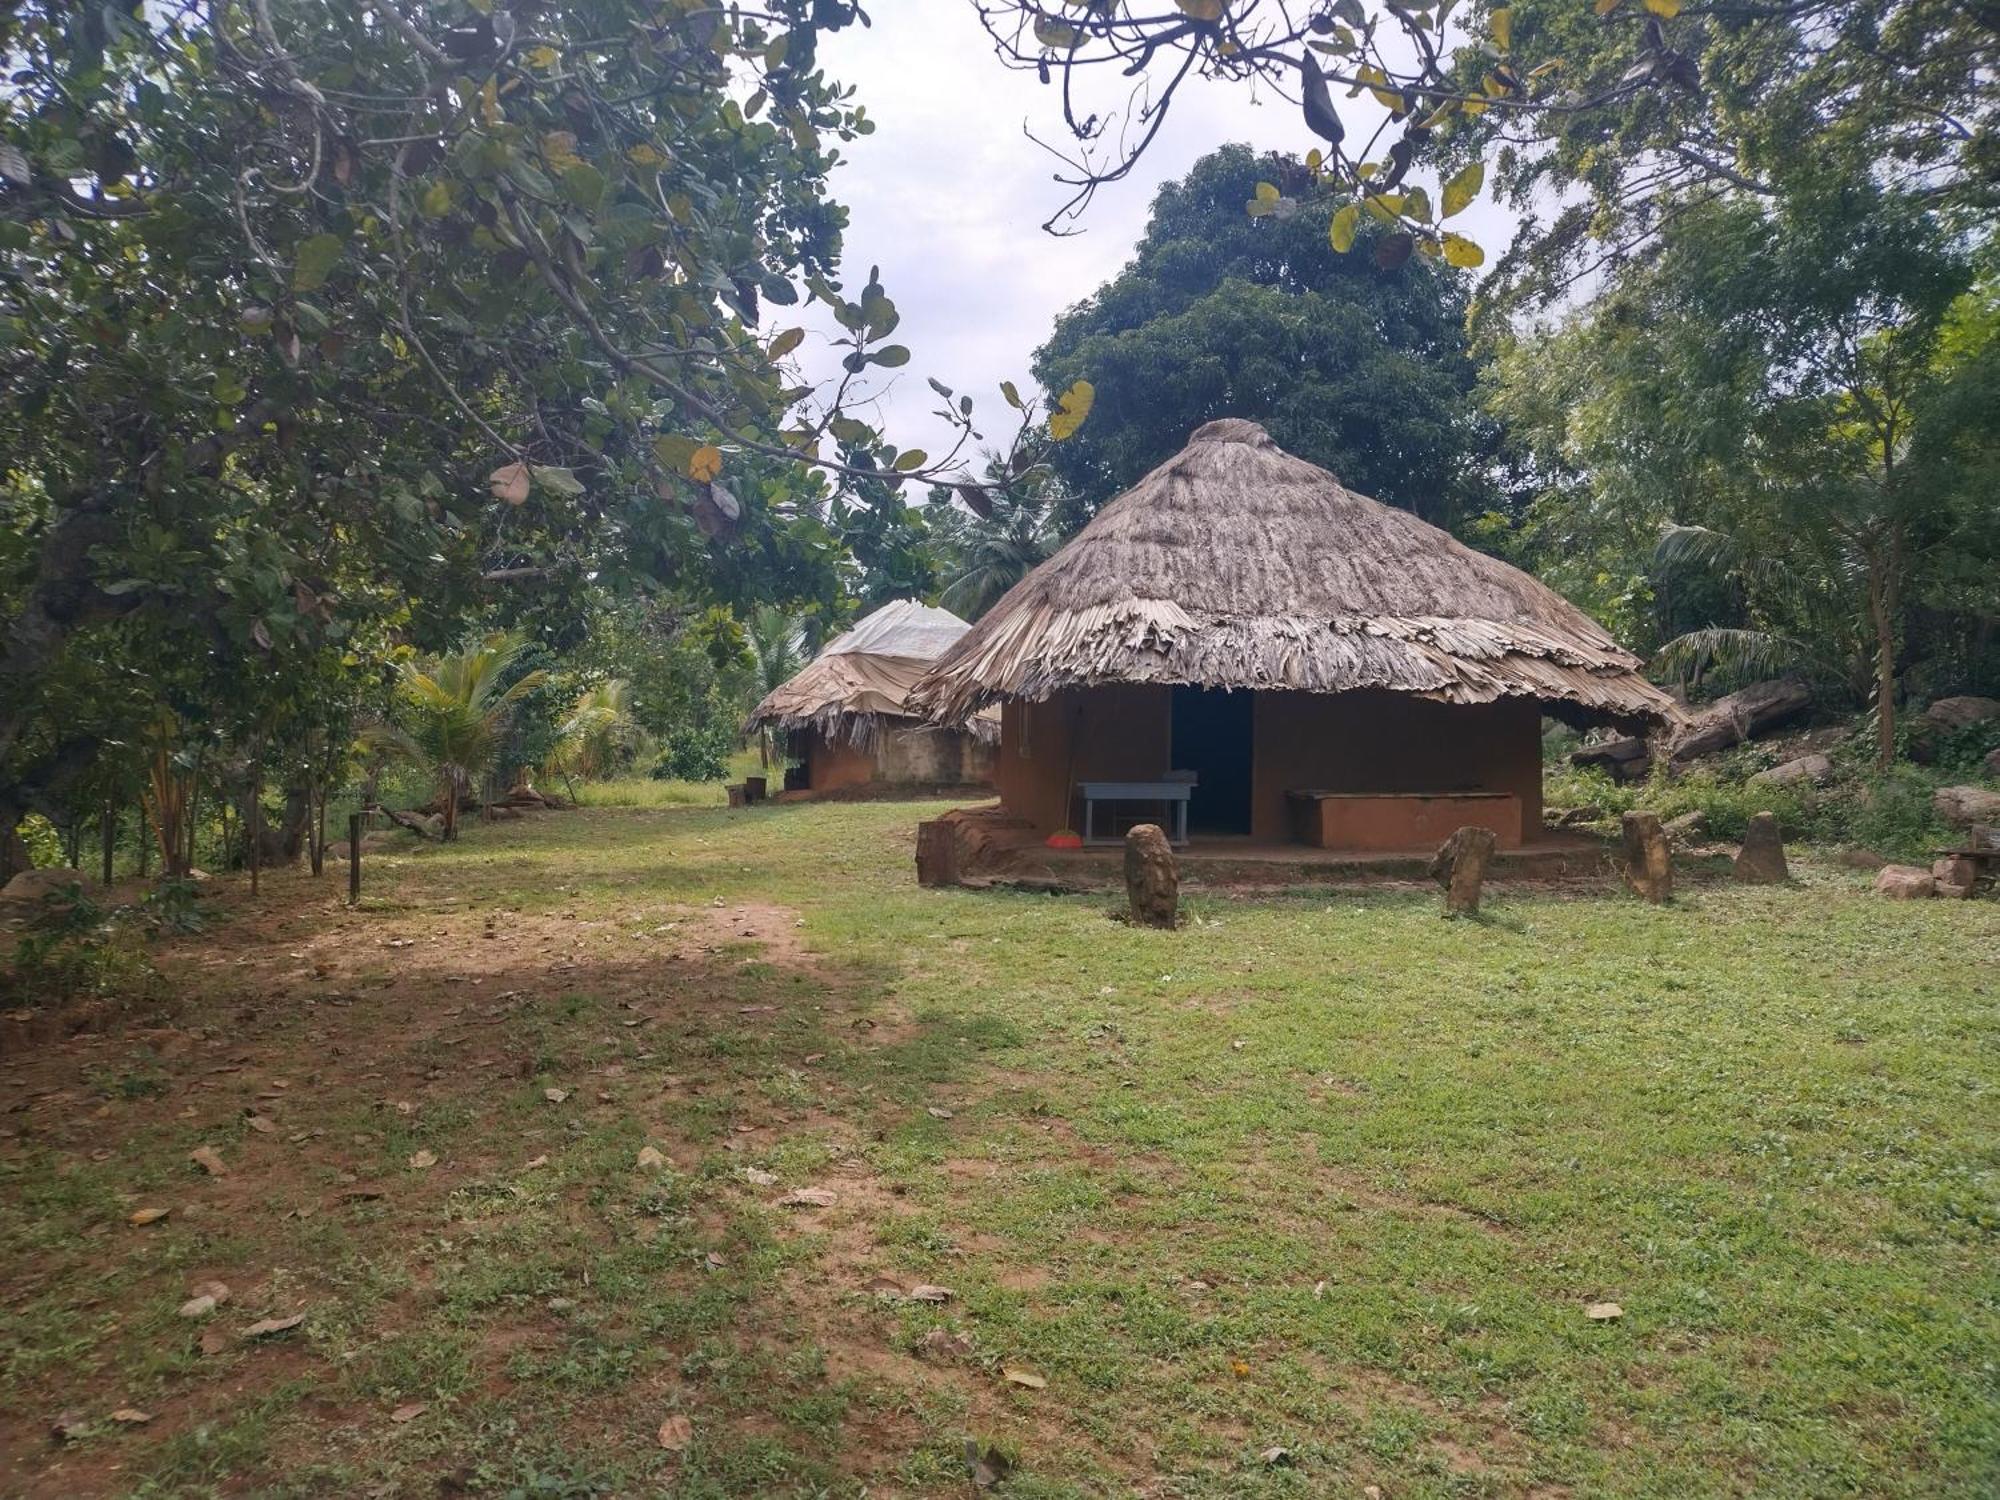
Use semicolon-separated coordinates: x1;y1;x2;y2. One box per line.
791;1;1518;469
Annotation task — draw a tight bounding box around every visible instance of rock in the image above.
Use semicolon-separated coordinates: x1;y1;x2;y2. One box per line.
1935;785;2000;827
1571;736;1652;783
1732;812;1789;884
1670;678;1812;763
1873;865;1935;900
1931;856;1977;899
1123;823;1178;929
1428;826;1496;917
1983;746;2000;779
0;866;84;903
1749;753;1833;788
1619;811;1672;904
1834;847;1888;871
1552;805;1609;827
1924;696;2000;731
1662;810;1708;846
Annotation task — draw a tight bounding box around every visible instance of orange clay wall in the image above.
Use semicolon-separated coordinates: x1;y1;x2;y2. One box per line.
994;687;1543;845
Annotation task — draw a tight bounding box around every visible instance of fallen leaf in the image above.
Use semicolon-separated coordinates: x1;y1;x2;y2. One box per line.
389;1401;427;1424
543;1088;569;1104
1586;1301;1624;1322
702;1250;725;1272
1231;1358;1252;1377
51;1412;89;1443
129;1206;172;1226
864;1275;905;1298
245;1114;278;1135
919;1327;974;1360
906;1284;954;1303
243;1312;306;1338
522;1154;549;1169
657;1413;694;1451
178;1294;218;1319
1258;1445;1293;1467
778;1187;837;1208
408;1149;437;1170
189;1146;228;1176
199;1326;231;1356
189;1279;230;1305
926;1106;954;1120
1002;1366;1047;1390
110;1408;153;1425
636;1145;667;1170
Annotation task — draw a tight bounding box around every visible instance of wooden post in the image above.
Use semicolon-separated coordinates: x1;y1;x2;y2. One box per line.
347;812;362;906
101;799;116;887
249;768;262;895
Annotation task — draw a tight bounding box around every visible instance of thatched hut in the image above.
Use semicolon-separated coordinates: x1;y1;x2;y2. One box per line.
910;420;1679;851
746;600;998;796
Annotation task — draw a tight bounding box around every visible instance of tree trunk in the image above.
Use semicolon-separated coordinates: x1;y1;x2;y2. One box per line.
1867;550;1898;773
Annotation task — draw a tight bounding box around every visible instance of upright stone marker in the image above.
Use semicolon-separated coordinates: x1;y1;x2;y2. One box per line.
914;819;959;888
1429;826;1497;916
1620;811;1673;904
1733;811;1789;883
1124;823;1178;929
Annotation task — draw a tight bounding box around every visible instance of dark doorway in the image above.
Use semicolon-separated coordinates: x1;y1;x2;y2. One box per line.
1171;686;1254;835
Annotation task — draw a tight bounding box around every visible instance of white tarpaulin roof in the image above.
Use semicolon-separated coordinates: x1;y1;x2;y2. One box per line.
821;599;973;662
745;600;998;744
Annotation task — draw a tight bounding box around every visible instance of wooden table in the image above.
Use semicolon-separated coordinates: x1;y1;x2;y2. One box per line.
1078;780;1193;845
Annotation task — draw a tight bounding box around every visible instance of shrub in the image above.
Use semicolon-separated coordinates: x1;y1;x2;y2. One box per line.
4;884;160;1005
649;709;735;783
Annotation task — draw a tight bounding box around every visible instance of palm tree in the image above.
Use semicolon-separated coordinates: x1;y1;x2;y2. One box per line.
378;633;548;839
544;679;640;792
742;607;807;768
938;490;1056;620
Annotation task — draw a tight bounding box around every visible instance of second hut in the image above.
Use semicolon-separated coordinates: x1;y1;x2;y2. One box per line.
747;600;999;797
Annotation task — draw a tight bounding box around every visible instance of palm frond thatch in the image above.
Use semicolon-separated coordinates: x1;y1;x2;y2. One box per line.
744;600;1001;747
909;419;1682;733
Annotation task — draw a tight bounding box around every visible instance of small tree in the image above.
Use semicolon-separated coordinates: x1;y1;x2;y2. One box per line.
384;635;549;840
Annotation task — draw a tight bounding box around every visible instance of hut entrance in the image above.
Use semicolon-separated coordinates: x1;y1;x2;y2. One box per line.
1170;686;1253;835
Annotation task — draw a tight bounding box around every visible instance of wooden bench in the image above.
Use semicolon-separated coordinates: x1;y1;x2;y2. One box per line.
1078;780;1194;845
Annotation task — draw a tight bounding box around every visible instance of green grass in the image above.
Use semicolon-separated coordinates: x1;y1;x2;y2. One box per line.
0;799;1994;1497
569;749;768;808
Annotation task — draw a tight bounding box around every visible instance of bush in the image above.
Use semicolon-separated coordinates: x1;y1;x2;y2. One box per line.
649;710;735;783
4;884;161;1005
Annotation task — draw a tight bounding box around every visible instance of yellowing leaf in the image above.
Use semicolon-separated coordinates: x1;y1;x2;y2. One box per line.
1176;0;1225;18
1595;0;1619;11
1000;380;1025;410
1441;160;1485;218
1441;232;1486;268
1492;7;1512;49
687;445;723;483
1641;0;1680;13
1047;379;1094;442
768;327;805;360
1328;202;1360;253
479;77;501;127
627;143;667;168
420;179;452;217
892;449;928;472
525;44;559;68
1254;180;1280;203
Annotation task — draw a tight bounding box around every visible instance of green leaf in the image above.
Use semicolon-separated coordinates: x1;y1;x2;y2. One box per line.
892;449;928;472
1328;202;1360;253
868;345;911;368
1441;161;1484;219
1001;380;1025;410
531;464;584;497
292;233;344;292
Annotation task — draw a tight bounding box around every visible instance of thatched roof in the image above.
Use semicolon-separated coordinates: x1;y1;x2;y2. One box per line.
910;419;1681;733
746;600;1000;746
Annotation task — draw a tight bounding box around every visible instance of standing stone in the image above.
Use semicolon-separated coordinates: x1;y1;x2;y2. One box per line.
1124;823;1178;929
1620;811;1673;904
1733;811;1789;884
914;820;959;888
1428;826;1497;917
1931;856;1977;899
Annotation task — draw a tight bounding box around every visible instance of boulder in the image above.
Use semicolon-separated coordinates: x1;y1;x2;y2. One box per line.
1123;823;1179;929
1834;847;1889;871
1429;826;1497;917
1935;785;2000;827
1732;812;1789;884
1663;810;1708;846
1749;753;1832;789
1670;678;1813;763
1985;746;2000;780
1872;865;1935;900
1571;736;1652;783
0;866;85;904
1619;811;1673;904
1924;696;2000;731
1931;856;1977;899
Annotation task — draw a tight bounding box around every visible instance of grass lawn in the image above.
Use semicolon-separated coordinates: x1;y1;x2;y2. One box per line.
1;799;1995;1497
